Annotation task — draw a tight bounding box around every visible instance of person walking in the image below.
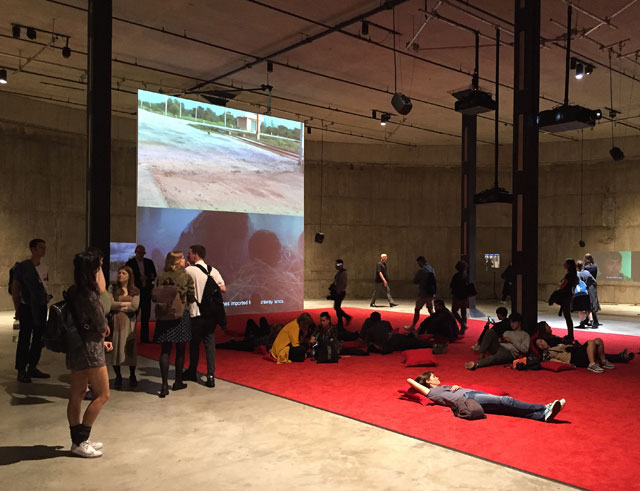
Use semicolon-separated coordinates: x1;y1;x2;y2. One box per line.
406;256;437;331
333;259;352;327
450;260;470;335
370;254;398;308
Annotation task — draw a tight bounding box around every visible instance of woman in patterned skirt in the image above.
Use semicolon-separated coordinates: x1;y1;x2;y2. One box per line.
153;251;195;398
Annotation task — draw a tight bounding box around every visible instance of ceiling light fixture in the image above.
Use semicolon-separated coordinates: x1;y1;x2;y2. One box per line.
570;57;594;80
26;27;36;40
12;24;20;38
62;37;71;58
575;62;584;79
380;112;391;125
361;21;369;36
0;69;7;84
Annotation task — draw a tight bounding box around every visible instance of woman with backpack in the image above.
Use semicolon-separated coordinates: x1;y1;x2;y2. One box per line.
573;261;595;329
66;249;113;458
107;265;140;389
153;251;195;398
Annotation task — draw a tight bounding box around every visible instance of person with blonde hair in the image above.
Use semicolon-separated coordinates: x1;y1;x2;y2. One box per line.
107;265;140;389
153;251;195;397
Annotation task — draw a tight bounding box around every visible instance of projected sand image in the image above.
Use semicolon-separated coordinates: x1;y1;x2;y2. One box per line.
137;94;304;216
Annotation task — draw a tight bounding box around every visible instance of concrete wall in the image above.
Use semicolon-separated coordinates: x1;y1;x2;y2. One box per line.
1;91;639;312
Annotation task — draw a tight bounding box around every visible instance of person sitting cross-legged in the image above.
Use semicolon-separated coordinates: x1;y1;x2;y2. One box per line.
465;312;530;370
408;372;565;422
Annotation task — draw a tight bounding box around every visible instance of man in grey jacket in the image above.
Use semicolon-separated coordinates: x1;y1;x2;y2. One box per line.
465;313;530;370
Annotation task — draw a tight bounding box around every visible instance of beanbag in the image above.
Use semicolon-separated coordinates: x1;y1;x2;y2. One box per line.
401;349;437;367
541;361;575;372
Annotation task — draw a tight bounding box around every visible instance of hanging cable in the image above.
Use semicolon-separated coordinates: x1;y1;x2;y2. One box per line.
393;6;398;93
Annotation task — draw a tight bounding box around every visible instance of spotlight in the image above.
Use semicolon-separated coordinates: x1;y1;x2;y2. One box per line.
575;62;584;79
361;21;369;36
585;64;593;76
306;126;311;135
371;110;377;119
571;57;594;80
380;113;391;125
26;27;37;40
266;60;273;73
609;146;625;161
0;69;7;84
12;24;20;38
62;38;71;58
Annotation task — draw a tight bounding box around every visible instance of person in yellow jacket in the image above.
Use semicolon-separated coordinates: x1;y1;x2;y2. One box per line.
270;312;315;364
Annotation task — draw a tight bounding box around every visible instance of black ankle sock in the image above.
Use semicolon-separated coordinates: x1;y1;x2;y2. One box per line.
113;365;122;378
70;424;92;445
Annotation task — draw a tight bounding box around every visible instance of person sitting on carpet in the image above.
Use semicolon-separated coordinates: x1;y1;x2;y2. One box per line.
471;306;509;351
408;372;565;422
410;298;459;343
270;312;315;364
465;313;530;370
217;317;274;352
361;312;433;354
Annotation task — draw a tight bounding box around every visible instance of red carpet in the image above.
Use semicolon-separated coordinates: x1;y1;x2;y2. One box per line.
138;308;640;491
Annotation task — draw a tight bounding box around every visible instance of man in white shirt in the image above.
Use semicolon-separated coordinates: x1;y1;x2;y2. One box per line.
183;244;226;388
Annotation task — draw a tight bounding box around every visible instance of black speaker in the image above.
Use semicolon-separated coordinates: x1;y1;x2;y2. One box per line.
314;232;325;244
391;92;412;115
610;146;624;161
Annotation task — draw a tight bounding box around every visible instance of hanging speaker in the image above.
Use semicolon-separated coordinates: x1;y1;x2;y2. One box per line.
314;232;325;244
609;146;624;161
391;92;412;115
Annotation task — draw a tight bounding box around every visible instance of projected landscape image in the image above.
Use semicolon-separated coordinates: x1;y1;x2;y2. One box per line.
137;90;304;216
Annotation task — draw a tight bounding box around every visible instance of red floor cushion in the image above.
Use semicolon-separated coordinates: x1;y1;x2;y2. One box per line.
401;349;437;367
541;361;576;372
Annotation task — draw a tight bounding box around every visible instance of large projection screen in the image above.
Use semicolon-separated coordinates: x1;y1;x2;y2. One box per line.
136;90;304;315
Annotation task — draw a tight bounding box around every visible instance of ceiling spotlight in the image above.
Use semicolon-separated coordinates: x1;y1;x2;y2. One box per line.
266;60;273;73
380;112;391;125
26;27;37;40
0;69;7;84
585;64;593;76
12;24;20;38
62;37;71;58
371;110;377;119
361;21;369;36
306;126;311;134
571;57;594;80
575;62;584;79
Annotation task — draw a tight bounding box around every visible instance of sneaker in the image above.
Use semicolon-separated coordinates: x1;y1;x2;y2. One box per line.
87;440;103;450
464;361;477;370
471;344;480;351
544;399;565;422
587;363;604;373
600;359;616;369
71;441;102;458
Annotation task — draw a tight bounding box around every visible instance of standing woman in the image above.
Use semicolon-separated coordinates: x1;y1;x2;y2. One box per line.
108;266;140;390
154;251;195;398
558;258;579;341
584;253;602;327
66;249;113;458
450;260;470;335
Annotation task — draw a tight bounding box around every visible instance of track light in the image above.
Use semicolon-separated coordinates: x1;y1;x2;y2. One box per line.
306;126;311;135
0;69;7;84
12;24;20;38
571;57;594;80
380;112;391;125
26;27;36;40
62;37;71;58
575;62;584;80
361;21;369;36
266;60;273;73
371;110;377;119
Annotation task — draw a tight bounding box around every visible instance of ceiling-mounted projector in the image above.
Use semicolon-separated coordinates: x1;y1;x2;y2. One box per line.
452;88;496;115
537;105;602;133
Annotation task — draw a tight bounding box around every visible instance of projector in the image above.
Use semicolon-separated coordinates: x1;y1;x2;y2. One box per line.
453;89;497;115
537;105;602;133
474;186;513;204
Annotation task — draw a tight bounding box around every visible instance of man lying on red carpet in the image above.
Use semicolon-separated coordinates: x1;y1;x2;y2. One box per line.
408;372;565;422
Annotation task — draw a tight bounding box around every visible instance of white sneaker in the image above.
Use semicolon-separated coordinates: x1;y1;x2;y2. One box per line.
71;441;102;458
471;344;480;351
544;399;564;422
87;440;103;450
588;363;604;373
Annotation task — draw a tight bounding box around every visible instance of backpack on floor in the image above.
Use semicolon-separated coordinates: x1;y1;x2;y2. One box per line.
315;337;341;363
194;264;226;325
44;293;84;354
152;278;184;321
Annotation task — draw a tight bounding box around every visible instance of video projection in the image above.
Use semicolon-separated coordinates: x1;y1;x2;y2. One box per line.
136;90;304;314
593;251;640;282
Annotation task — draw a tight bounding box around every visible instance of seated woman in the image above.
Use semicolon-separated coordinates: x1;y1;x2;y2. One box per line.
535;337;615;373
270;312;315;363
408;372;565;422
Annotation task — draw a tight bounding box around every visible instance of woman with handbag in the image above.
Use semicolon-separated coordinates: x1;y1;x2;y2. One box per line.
153;251;195;397
107;265;140;390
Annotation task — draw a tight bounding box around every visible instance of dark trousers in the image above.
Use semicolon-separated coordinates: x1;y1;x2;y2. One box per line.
451;297;468;332
15;303;46;372
139;288;152;342
334;292;351;326
188;316;216;376
476;329;514;368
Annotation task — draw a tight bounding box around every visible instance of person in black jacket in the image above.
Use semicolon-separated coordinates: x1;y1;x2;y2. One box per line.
583;253;602;327
125;244;157;343
450;260;470;335
416;299;458;343
405;256;437;332
332;259;352;327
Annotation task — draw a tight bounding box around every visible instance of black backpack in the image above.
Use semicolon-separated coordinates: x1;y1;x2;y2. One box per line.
194;264;225;324
44;293;84;354
315;336;341;363
8;261;20;296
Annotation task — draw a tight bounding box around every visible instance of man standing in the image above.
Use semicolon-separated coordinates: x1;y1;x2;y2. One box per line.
12;238;51;382
406;256;437;331
370;253;398;308
126;244;156;343
465;313;530;370
333;259;352;327
184;244;226;388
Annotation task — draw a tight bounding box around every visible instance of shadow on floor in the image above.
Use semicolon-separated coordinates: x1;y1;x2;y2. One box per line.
0;445;68;465
3;381;69;406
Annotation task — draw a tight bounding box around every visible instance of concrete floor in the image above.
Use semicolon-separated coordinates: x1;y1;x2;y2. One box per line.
0;310;578;491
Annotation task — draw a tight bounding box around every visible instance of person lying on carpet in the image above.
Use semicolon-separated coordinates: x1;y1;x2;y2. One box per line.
471;306;509;351
217;317;277;352
533;321;634;365
465;313;530;370
405;299;459;343
270;312;315;364
534;337;626;373
408;371;565;422
361;312;433;354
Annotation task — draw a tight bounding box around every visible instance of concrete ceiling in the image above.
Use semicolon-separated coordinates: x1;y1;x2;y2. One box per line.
1;0;640;146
